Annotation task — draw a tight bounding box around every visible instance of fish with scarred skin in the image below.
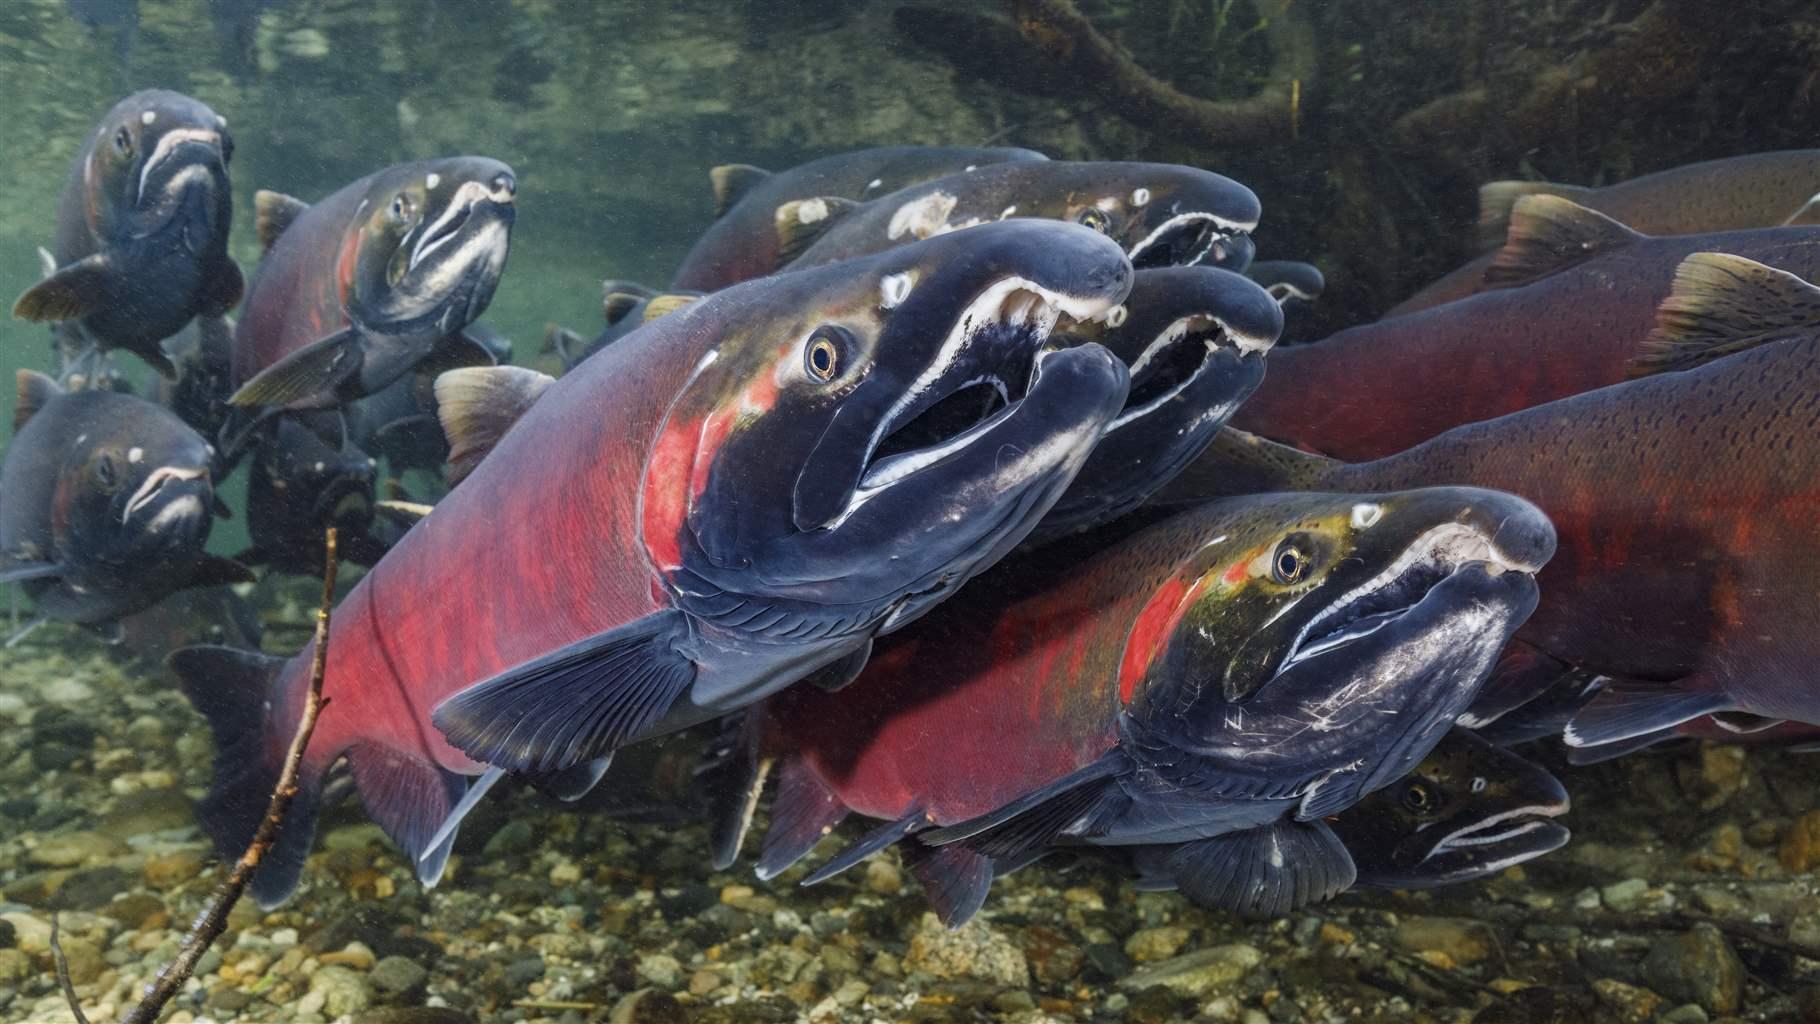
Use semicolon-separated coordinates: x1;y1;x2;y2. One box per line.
168;220;1135;906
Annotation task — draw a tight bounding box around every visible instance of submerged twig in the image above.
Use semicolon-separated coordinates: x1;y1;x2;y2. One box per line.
55;529;340;1024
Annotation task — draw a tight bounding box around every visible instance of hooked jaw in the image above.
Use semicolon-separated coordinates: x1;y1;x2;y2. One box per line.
121;465;212;540
1128;213;1257;271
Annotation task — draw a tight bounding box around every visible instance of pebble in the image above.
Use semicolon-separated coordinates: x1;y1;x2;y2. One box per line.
1642;924;1745;1015
309;964;373;1016
1124;925;1192;962
1658;1005;1710;1024
1118;945;1263;998
502;955;545;987
370;955;430;1003
0;948;28;984
904;912;1030;986
1599;877;1651;911
142;849;206;887
1391;916;1497;965
1592;978;1665;1022
609;988;688;1024
42;677;95;703
638;952;683;989
1;912;50;953
865;857;902;895
1780;810;1820;871
29;830;128;868
320;940;378;970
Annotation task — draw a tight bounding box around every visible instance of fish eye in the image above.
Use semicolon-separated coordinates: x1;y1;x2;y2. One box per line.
389;192;417;225
804;326;851;382
1076;208;1111;234
94;453;119;490
1401;781;1434;812
1271;535;1313;585
112;126;133;158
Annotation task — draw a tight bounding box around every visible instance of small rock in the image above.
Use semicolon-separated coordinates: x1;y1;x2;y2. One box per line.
1658;1005;1710;1024
96;788;193;836
1118;945;1263;998
59;936;103;985
370;955;429;1004
352;1012;474;1024
1391;916;1498;965
309;965;372;1016
866;857;902;895
502;955;545;987
0;918;13;948
1780;810;1820;872
99;892;165;929
320;940;378;970
1600;877;1651;911
904;912;1029;986
638;952;683;989
0;913;49;953
549;859;582;884
29;830;128;868
53;865;131;909
688;969;722;996
1642;924;1745;1015
0;948;29;985
482;819;536;857
1592;978;1665;1023
1124;925;1192;962
610;988;688;1024
42;676;95;703
143;849;206;888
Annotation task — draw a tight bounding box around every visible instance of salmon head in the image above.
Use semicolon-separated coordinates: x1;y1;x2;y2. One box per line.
47;392;220;590
1032;265;1283;540
345;157;516;340
1114;487;1553;820
83;90;232;257
647;219;1134;652
1333;728;1571;889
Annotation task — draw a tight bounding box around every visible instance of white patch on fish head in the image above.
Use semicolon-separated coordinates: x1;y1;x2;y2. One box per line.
1351;502;1383;529
999;205;1018;220
1094;196;1120;212
880;271;914;309
796;198;830;225
887;191;959;241
127;447;144;464
1131;187;1151;206
865;178;883;191
1105;304;1128;329
140;110;156;126
425;172;441;191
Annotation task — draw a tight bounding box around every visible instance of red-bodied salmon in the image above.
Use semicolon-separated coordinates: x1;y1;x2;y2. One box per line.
1165;251;1820;760
169;220;1135;906
1232;198;1820;460
1392;149;1820;316
671;145;1048;291
227;158;516;413
718;488;1550;924
13;90;241;379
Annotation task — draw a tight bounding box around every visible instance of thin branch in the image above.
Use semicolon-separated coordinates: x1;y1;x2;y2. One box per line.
55;529;340;1024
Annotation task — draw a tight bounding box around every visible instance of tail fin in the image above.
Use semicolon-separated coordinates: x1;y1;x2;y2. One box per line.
1148;428;1343;505
168;645;322;908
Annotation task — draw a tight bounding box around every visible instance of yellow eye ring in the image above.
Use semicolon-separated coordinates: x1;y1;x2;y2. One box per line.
806;337;840;381
389;193;415;225
1077;208;1111;234
1402;781;1434;812
1272;540;1309;584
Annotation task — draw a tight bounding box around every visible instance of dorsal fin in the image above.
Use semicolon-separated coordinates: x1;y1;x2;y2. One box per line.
1631;252;1820;377
254;190;311;253
1476;180;1591;251
774;197;860;267
14;369;62;433
641;293;700;323
601;279;658;324
434;366;555;485
1485;195;1645;289
710;163;771;219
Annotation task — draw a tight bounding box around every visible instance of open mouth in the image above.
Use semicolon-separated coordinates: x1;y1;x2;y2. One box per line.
853;279;1120;493
1110;314;1273;429
1128;214;1251;270
123;466;209;524
1280;523;1543;671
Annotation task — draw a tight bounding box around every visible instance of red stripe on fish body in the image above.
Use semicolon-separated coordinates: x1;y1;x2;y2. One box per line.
233;183;366;389
763;533;1207;826
1329;335;1820;722
1237;229;1820;460
259;301;719;778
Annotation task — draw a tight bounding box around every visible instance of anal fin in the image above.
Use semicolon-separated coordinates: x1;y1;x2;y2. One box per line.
919;756;1123;858
901;843;995;927
430;610;698;773
349;742;470;887
800;809;924;886
756;756;849;879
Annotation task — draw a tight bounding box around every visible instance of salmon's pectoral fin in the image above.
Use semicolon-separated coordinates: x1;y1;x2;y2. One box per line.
1563;678;1730;752
900;843;996;928
167;644;322;908
13;253;112;322
228;327;362;408
918;755;1125;859
431;609;698;774
0;560;63;585
348;740;471;887
1458;640;1579;730
756;755;849;880
1631;252;1820;378
198;257;246;317
184;553;258;590
1136;819;1357;920
799;808;925;887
